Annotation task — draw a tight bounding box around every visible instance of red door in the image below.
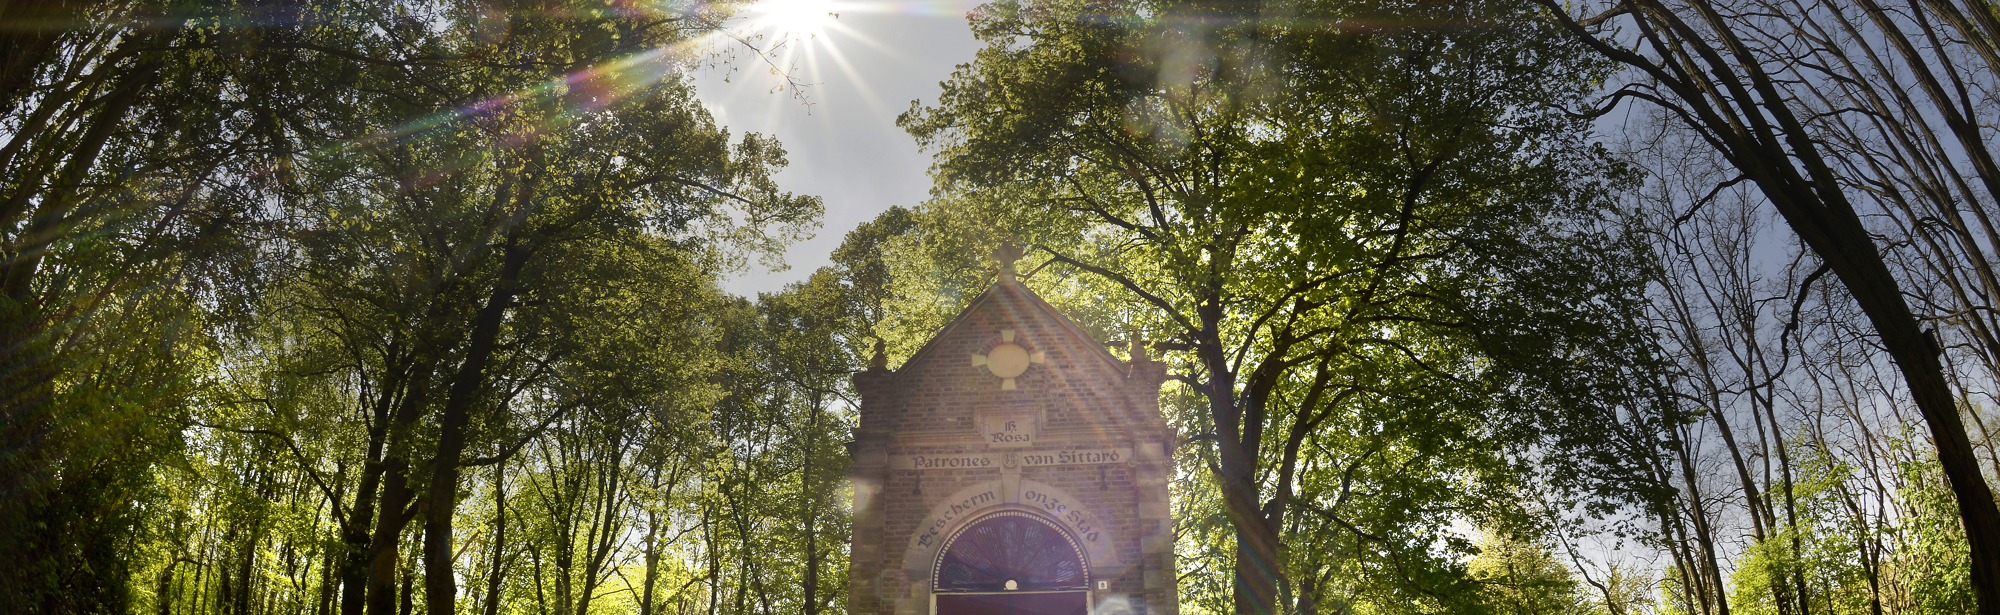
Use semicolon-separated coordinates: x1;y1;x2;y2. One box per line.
935;592;1088;615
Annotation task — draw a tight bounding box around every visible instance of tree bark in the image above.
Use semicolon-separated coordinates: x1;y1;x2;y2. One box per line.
482;462;507;615
341;355;421;615
1200;327;1284;615
576;436;628;615
639;510;660;615
0;49;159;302
366;460;418;615
364;368;436;615
424;150;540;615
0;0;73;115
802;396;823;615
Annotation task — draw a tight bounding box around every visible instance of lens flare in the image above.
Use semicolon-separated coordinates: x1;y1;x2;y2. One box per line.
749;0;841;39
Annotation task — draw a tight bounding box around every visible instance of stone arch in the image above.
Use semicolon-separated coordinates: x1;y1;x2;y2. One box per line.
892;481;1129;613
900;480;1122;578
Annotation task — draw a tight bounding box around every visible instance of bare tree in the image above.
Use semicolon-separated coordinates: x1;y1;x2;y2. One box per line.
1538;1;2000;609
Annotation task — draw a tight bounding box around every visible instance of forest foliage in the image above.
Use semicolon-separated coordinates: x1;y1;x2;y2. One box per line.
4;0;2000;615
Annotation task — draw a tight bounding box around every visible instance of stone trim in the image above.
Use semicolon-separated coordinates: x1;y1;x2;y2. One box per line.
895;478;1128;615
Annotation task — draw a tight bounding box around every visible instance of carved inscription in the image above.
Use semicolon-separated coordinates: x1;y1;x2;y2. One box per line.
890;448;1133;470
1022;489;1101;543
982;413;1036;448
1016;448;1129;467
913;490;998;548
896;454;996;470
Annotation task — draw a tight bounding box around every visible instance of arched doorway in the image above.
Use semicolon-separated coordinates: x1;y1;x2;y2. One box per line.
932;511;1090;615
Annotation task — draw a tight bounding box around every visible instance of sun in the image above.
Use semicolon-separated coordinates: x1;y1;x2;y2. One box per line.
749;0;840;39
710;0;881;102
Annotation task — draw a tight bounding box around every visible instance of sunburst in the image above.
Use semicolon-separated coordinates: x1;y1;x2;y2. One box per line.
749;0;842;40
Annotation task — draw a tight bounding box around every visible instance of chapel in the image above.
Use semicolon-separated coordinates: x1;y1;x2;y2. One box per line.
845;251;1178;615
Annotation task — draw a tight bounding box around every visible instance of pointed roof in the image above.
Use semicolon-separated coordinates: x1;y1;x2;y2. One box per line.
891;279;1126;381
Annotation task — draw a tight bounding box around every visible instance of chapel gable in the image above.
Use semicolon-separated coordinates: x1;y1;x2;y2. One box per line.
845;255;1178;615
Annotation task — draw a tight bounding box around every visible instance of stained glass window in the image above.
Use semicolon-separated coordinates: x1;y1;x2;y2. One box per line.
934;511;1089;592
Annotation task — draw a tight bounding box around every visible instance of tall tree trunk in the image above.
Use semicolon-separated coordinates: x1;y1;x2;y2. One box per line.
1296;575;1319;615
802;395;823;615
318;542;338;615
1194;317;1284;615
1673;423;1732;615
157;559;179;615
398;544;416;615
235;519;262;615
424;150;540;615
483;462;507;615
1218;389;1286;615
343;357;421;615
1765;123;2000;615
704;510;719;615
0;0;74;115
363;360;435;615
640;510;660;615
641;457;686;615
577;437;628;615
367;463;418;615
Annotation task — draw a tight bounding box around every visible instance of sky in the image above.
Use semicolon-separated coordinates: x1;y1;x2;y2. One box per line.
691;0;987;297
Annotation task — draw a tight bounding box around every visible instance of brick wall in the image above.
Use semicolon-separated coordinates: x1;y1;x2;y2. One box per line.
848;280;1176;615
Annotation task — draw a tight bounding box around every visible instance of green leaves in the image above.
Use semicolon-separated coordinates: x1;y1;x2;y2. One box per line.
898;0;1661;612
0;1;840;613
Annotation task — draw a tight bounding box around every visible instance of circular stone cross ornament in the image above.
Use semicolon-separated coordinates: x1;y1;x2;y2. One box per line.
985;343;1031;379
970;329;1046;390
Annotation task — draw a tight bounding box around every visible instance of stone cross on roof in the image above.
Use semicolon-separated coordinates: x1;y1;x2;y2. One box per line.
990;241;1024;284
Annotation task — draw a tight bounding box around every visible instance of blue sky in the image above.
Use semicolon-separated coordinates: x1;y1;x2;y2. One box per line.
693;0;986;297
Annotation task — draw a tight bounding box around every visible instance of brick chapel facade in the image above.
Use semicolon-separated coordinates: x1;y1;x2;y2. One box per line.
846;266;1178;615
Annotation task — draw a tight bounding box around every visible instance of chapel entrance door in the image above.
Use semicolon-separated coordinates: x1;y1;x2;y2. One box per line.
933;511;1090;615
935;592;1087;615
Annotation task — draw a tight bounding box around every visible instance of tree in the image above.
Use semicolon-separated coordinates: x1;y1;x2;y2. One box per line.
0;1;299;608
0;0;824;612
1535;2;2000;610
1469;532;1589;615
898;0;1667;612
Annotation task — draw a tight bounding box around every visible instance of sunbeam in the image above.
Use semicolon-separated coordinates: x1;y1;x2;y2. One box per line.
750;0;842;39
